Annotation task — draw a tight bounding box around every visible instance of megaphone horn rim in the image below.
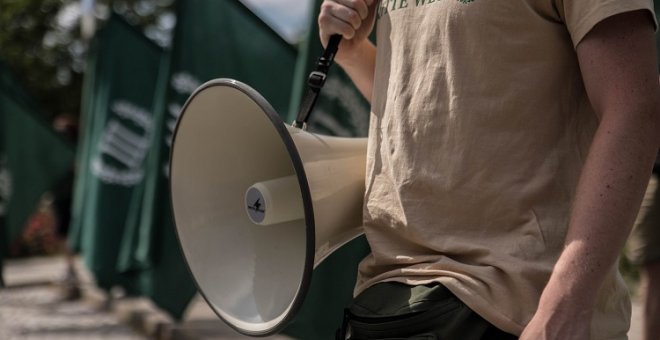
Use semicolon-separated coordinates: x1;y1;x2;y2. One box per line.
168;78;316;336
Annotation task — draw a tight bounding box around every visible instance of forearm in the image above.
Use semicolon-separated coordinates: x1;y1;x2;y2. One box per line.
336;40;376;103
541;105;660;312
519;11;659;338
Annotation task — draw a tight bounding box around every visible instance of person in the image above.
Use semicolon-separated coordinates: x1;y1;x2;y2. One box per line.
318;0;660;339
51;114;80;300
628;153;660;340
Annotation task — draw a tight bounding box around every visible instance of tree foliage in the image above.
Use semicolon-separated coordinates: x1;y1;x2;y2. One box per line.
0;0;175;121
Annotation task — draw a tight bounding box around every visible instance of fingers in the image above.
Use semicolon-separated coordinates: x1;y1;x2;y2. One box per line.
319;0;372;40
335;0;370;20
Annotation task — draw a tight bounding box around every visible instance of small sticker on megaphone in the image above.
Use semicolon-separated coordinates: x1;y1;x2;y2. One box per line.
246;187;266;223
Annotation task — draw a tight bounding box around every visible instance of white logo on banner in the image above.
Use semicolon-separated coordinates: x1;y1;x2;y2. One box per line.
171;72;201;96
0;158;12;216
92;100;154;186
163;72;202;177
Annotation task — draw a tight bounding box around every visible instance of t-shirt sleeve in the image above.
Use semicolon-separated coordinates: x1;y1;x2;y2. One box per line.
555;0;657;47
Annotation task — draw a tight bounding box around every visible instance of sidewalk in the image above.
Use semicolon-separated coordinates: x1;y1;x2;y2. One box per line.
1;255;291;340
0;256;145;340
0;255;645;340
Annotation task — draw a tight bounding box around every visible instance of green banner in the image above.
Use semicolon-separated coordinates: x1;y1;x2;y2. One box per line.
0;63;75;255
0;66;7;249
120;0;300;319
656;0;660;70
68;14;166;292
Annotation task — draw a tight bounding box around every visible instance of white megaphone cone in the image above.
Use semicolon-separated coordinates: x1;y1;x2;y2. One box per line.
169;76;367;336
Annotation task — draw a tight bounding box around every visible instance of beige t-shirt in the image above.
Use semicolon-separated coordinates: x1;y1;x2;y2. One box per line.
358;0;656;338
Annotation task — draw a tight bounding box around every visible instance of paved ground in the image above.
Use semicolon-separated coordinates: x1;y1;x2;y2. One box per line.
0;256;145;340
0;285;145;340
0;256;292;340
0;255;647;339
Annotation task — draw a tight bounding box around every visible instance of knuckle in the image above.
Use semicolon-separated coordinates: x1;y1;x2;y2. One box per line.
347;10;360;24
318;12;329;25
318;7;334;25
318;10;329;22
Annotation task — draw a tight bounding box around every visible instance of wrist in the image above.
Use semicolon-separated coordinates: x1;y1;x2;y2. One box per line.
539;250;601;313
538;276;596;315
336;40;375;70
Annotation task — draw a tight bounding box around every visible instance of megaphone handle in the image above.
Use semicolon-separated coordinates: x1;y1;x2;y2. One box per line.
322;34;342;63
293;35;343;129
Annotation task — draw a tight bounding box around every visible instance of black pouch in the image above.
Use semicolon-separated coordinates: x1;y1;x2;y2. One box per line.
340;282;473;340
336;282;518;340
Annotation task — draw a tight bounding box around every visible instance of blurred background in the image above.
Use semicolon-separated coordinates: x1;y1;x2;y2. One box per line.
0;0;648;339
0;0;374;339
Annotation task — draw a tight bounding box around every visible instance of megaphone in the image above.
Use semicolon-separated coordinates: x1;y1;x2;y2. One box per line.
169;77;367;336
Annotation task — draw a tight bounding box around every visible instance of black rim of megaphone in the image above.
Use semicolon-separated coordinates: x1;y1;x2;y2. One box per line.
168;78;315;337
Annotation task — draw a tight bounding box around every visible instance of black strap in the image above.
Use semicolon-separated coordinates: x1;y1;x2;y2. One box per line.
293;34;342;129
335;308;352;340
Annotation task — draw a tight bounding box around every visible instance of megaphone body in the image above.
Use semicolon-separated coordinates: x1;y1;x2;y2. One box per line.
170;79;367;336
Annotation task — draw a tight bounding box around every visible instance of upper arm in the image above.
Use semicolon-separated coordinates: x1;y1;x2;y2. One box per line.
576;10;660;133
